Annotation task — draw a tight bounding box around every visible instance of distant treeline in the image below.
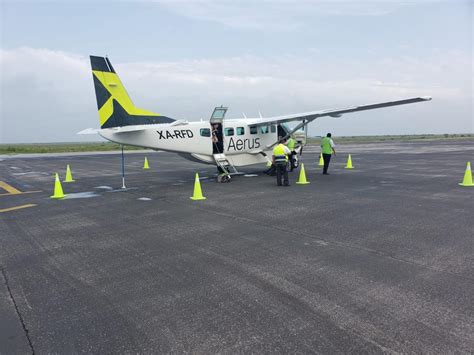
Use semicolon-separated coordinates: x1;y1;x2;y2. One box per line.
0;142;145;154
306;133;474;144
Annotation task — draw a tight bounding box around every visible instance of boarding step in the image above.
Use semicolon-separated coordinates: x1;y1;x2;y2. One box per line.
213;153;239;175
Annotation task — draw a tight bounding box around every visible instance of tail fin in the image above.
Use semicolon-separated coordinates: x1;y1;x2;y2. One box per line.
90;56;174;128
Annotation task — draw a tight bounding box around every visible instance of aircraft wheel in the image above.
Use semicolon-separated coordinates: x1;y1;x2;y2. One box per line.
293;156;299;169
217;174;231;183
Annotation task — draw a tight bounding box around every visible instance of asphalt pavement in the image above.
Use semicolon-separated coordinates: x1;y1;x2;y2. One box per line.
0;140;473;353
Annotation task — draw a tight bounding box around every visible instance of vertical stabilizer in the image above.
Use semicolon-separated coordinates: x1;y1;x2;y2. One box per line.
90;56;174;128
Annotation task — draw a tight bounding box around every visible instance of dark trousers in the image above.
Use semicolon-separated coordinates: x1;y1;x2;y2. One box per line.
289;151;296;171
322;153;332;174
276;163;289;186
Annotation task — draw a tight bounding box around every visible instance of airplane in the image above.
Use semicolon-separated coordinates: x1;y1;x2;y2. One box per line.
82;55;431;181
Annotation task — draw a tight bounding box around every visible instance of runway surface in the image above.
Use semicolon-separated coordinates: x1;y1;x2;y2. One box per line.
1;140;473;353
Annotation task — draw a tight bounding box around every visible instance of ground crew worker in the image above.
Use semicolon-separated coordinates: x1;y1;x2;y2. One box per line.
287;135;297;172
273;138;291;186
321;133;336;175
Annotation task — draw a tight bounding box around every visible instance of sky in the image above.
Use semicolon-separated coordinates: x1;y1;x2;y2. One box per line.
0;0;472;143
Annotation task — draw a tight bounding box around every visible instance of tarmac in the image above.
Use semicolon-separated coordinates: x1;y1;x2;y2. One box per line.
0;140;473;353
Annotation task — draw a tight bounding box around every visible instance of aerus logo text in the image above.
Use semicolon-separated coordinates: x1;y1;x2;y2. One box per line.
227;137;260;151
157;130;194;139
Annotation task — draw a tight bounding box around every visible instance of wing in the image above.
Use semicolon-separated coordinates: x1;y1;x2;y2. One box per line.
246;96;432;128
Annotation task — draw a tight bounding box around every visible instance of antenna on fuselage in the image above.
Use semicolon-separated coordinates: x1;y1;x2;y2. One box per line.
258;111;263;118
242;113;247;119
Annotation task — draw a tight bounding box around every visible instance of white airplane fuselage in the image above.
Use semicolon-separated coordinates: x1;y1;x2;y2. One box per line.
88;55;431;169
99;119;278;166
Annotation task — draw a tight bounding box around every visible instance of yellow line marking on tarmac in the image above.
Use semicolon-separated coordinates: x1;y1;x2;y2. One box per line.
0;190;42;197
0;181;22;194
0;181;42;197
0;204;37;213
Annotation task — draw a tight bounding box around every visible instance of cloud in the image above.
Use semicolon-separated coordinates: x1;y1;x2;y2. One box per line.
156;0;407;30
153;0;468;30
0;47;472;143
0;47;97;143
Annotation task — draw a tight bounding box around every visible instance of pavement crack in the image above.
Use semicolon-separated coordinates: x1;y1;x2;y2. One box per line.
1;267;35;355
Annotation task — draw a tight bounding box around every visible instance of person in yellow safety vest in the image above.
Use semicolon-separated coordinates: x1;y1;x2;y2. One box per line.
286;135;297;172
321;133;336;175
273;138;291;186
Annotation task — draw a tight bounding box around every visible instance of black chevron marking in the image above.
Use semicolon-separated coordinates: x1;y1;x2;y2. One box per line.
101;99;175;128
93;74;111;110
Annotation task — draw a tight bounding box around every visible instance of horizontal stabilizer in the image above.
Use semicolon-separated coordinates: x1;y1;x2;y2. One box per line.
170;119;189;126
78;128;100;135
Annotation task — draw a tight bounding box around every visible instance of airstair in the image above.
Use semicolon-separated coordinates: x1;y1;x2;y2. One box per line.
213;153;238;182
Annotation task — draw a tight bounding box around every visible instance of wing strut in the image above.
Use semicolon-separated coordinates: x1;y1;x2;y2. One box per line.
266;119;311;149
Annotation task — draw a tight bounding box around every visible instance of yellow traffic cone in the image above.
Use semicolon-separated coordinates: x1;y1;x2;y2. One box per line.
143;157;150;170
63;164;75;182
51;173;65;199
190;173;206;200
296;163;310;184
459;162;474;186
318;153;324;166
345;154;354;169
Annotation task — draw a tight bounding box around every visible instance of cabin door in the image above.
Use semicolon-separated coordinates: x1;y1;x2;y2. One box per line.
210;106;228;154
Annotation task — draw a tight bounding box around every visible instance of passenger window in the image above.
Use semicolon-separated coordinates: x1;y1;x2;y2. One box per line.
260;126;269;134
224;128;234;136
250;126;258;135
200;128;211;137
270;125;276;133
236;127;245;135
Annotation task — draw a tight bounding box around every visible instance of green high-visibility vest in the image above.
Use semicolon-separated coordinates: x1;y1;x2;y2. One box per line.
273;144;288;161
287;138;296;150
321;137;333;155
